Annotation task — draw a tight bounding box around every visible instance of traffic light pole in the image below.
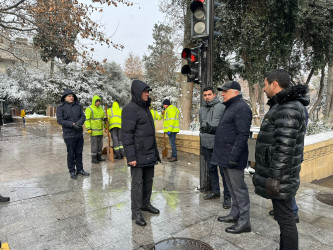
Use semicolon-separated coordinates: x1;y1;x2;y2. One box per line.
199;0;215;192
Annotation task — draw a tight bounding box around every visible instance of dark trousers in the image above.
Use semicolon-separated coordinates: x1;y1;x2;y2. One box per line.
223;167;250;226
131;166;154;216
272;199;298;250
64;136;84;173
202;147;230;198
90;135;103;156
168;132;177;158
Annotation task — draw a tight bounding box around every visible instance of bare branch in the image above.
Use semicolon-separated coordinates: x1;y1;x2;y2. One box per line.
0;0;26;12
0;47;24;62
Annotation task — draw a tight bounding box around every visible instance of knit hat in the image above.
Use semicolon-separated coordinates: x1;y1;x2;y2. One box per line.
162;99;171;105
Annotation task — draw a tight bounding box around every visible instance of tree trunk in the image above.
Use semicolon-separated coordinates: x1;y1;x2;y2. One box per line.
178;75;193;130
327;64;333;124
309;67;325;119
248;84;260;126
50;57;55;78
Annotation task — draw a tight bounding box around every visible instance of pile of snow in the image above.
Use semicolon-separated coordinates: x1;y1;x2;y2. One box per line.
26;113;49;118
304;131;333;146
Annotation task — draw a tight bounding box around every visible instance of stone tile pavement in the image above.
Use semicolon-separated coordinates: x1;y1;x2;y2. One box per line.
0;123;333;249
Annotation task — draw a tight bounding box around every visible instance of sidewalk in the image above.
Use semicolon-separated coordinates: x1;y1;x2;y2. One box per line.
0;123;333;250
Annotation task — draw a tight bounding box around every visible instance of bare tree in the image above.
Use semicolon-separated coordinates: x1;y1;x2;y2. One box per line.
123;52;144;80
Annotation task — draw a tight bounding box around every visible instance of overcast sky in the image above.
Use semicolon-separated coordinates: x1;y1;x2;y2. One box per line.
87;0;166;68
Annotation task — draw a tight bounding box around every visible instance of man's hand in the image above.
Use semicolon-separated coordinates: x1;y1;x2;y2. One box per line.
167;131;171;136
266;177;280;197
128;161;137;167
161;110;165;116
103;118;107;122
87;129;92;134
200;122;213;134
73;123;83;131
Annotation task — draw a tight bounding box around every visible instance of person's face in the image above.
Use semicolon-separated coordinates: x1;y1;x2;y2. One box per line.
163;104;168;109
263;78;275;99
95;100;101;107
65;94;74;103
141;90;149;102
221;89;238;102
203;90;216;103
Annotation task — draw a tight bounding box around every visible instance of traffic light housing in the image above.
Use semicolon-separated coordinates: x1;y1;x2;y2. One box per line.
190;0;222;39
181;47;201;84
190;0;209;39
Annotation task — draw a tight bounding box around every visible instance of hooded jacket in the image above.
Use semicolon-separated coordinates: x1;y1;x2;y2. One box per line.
107;101;122;130
163;105;180;133
84;95;105;136
199;96;225;149
211;95;252;169
252;85;309;200
121;80;161;167
56;89;85;139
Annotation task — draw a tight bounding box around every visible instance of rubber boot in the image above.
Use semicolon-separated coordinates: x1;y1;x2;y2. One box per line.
97;153;105;161
91;155;99;164
114;150;121;159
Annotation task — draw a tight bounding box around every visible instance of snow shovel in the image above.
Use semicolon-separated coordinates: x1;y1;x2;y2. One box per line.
162;132;168;158
102;105;114;162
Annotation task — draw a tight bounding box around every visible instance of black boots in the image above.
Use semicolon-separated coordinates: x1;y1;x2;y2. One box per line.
97;154;105;161
91;155;99;164
77;170;90;176
0;195;10;202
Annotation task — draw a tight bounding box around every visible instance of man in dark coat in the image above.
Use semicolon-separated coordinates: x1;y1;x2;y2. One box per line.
199;86;231;208
207;81;252;234
253;69;309;250
57;89;90;179
122;80;161;226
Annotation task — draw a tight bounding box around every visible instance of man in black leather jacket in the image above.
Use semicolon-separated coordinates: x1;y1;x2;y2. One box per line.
253;69;309;250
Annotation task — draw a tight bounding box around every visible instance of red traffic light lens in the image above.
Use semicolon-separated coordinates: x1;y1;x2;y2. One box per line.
181;48;197;63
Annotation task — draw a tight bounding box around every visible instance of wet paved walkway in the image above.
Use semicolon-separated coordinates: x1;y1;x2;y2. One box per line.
1;123;333;250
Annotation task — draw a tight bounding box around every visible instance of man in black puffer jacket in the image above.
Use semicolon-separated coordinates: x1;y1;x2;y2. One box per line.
253;69;309;250
207;81;252;234
122;80;161;226
57;89;89;179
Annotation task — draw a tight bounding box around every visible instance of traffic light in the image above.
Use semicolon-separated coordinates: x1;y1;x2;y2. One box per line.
181;47;201;84
190;0;209;39
190;0;222;39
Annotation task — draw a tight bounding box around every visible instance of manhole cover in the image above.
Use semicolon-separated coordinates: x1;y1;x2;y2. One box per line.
148;237;214;250
316;193;333;206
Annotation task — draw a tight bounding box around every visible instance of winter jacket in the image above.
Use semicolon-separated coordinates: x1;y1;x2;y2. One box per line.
150;109;162;127
107;101;122;130
84;95;106;136
163;105;180;133
122;80;161;167
211;95;252;169
252;85;309;200
199;97;225;149
21;109;25;118
56;89;86;139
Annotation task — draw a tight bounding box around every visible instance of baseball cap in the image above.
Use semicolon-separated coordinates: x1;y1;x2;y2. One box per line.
217;81;241;91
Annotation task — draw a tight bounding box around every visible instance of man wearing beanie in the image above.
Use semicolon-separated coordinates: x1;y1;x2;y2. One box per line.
57;89;89;179
162;99;180;162
122;80;161;226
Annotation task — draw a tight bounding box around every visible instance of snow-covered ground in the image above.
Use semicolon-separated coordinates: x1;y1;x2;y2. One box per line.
13;113;50;118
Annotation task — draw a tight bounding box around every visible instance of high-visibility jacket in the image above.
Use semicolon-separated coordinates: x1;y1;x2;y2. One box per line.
163;105;180;133
107;101;122;130
84;95;105;136
150;109;162;127
21;109;26;118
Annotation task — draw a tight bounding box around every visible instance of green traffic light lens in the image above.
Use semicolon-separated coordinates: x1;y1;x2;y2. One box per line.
194;21;205;34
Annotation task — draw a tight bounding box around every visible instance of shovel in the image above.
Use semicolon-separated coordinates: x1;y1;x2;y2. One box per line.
102;105;114;162
162;132;168;158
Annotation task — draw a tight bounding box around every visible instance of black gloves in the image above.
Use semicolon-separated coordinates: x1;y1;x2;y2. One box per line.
73;123;83;131
266;177;280;197
103;118;107;122
200;122;215;134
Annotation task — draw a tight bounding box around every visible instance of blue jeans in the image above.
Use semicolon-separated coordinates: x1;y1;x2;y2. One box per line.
168;132;177;158
202;147;230;198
